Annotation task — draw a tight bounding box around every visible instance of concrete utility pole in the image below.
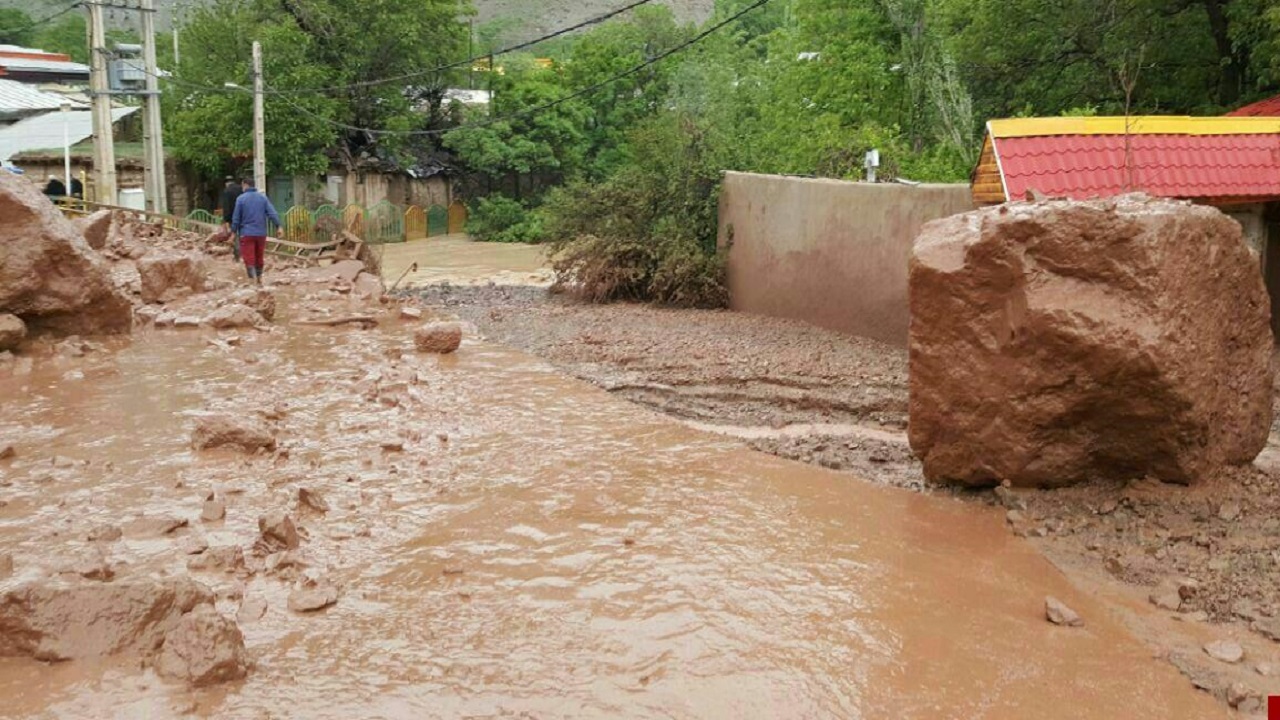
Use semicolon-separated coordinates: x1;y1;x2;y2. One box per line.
140;0;168;213
87;1;117;204
252;41;266;193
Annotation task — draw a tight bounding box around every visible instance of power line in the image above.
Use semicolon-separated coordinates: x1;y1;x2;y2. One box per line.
129;0;664;97
266;0;773;138
4;2;83;34
267;0;663;96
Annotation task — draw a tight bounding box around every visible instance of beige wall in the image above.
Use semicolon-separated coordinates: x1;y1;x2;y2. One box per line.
325;171;451;209
718;172;974;346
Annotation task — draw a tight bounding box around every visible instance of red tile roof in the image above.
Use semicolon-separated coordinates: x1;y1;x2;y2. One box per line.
986;117;1280;202
1227;96;1280;117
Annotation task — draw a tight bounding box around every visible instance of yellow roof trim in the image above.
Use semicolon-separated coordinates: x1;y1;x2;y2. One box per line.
988;116;1280;138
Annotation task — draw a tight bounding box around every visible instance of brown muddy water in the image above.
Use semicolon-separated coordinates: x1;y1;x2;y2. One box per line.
0;293;1226;718
381;235;552;288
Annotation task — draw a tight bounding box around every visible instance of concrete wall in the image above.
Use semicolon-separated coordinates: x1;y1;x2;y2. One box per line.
718;172;974;346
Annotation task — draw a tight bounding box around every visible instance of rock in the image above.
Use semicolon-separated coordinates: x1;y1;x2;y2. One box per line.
124;514;189;537
191;414;277;453
414;322;463;354
1204;640;1245;664
186;545;244;573
258;511;300;552
1045;596;1083;627
908;196;1272;488
201;496;226;522
0;443;13;461
1218;501;1242;522
308;259;365;284
0;173;133;334
0;314;26;351
353;272;384;300
1255;661;1273;676
297;487;329;514
155;605;248;687
380;439;404;452
993;484;1027;511
1176;577;1200;601
178;535;209;555
1149;591;1181;611
137;251;209;304
236;595;267;624
1251;617;1280;641
204;304;264;330
1226;682;1253;708
77;209;114;250
287;576;338;613
400;306;423;320
51;455;76;469
1239;697;1263;714
0;577;213;661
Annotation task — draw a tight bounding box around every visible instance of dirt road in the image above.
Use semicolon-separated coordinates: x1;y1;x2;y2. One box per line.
0;252;1230;718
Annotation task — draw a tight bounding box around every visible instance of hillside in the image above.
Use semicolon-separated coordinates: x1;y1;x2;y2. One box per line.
4;0;715;42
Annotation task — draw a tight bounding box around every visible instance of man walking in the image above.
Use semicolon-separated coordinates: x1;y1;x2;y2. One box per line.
230;178;281;284
220;176;242;261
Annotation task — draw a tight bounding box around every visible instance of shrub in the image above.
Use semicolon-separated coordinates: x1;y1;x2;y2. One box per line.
544;113;728;308
466;195;547;244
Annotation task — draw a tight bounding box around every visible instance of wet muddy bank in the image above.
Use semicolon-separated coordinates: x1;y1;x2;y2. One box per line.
409;283;1280;714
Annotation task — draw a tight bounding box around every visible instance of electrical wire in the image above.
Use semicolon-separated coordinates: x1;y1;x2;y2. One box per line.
265;0;773;137
266;0;662;95
129;0;664;96
5;2;83;34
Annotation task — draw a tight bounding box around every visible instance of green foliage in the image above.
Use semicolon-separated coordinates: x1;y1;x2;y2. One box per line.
165;0;469;180
467;195;546;243
0;8;34;47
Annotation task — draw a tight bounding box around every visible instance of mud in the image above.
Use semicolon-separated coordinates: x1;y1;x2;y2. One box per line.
0;240;1232;717
410;282;1280;713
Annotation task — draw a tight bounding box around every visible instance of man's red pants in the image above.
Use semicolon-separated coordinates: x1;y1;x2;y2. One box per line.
240;235;266;275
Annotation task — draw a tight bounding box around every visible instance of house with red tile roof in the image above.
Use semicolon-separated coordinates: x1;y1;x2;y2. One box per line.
970;115;1280;334
1227;95;1280;118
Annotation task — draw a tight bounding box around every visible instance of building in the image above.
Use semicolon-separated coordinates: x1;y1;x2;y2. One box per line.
0;79;86;125
0;45;90;86
971;115;1280;333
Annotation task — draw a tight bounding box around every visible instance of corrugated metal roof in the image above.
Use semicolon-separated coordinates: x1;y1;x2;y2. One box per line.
0;79;84;115
0;107;137;162
991;131;1280;201
0;57;90;75
1227;96;1280;117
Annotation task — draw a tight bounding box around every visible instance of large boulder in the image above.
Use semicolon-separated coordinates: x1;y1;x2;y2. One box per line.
909;195;1273;488
0;577;214;662
137;251;209;304
191;414;277;453
0;172;132;334
414;321;463;354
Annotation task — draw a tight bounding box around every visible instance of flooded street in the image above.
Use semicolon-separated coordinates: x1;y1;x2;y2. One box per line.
0;242;1227;718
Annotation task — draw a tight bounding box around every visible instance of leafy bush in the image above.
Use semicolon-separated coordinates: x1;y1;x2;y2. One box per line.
466;196;547;244
544;113;728;308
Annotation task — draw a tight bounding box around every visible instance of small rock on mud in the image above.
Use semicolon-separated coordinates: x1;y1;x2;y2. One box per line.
298;487;329;514
0;313;26;351
258;511;300;552
155;605;249;687
191;414;277;453
414;322;463;354
1045;596;1083;627
1204;640;1245;664
287;576;339;613
201;496;226;522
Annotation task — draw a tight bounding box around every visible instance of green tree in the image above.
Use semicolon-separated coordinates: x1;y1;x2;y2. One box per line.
0;8;34;47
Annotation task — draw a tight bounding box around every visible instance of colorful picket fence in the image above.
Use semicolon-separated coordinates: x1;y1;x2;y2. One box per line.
190;200;469;246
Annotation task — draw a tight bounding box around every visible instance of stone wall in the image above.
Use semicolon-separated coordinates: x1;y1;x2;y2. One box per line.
717;172;974;346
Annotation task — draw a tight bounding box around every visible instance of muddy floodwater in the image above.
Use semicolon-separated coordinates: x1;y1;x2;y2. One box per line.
381;234;551;288
0;247;1227;718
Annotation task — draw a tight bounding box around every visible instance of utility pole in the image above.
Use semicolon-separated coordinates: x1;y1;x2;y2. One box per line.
252;41;266;193
140;0;167;213
87;1;117;204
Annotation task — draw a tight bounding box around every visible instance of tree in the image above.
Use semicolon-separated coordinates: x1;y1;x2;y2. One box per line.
165;0;470;180
0;8;35;47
